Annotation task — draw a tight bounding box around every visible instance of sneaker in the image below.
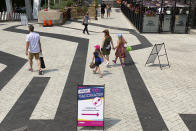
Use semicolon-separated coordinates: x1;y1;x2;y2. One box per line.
99;74;103;78
93;70;96;74
39;70;44;75
112;60;116;64
29;68;33;72
105;61;109;66
121;63;125;67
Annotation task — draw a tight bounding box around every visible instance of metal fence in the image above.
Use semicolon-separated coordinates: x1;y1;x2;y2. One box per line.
0;11;26;21
121;0;192;34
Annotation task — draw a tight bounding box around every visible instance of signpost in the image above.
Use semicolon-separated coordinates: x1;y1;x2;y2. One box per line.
77;85;104;128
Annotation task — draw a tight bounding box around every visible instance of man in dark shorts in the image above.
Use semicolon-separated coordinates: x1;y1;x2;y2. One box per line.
101;1;106;18
26;25;43;75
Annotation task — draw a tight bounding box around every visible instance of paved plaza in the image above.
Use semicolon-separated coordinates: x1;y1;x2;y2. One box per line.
0;8;196;131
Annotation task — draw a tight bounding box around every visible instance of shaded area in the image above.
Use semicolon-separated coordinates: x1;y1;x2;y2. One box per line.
0;51;27;90
78;118;120;130
180;114;196;131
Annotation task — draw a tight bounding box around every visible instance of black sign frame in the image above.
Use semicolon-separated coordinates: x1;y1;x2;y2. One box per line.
145;43;170;70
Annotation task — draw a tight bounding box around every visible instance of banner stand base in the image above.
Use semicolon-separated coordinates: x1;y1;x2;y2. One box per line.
77;126;104;131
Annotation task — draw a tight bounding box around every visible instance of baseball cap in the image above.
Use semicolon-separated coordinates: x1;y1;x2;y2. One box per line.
118;33;122;37
94;45;100;49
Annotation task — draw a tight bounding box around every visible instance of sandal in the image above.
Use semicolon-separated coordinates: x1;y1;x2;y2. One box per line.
29;68;33;72
93;70;96;74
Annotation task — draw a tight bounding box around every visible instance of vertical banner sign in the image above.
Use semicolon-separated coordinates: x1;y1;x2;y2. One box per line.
33;0;41;19
77;85;104;127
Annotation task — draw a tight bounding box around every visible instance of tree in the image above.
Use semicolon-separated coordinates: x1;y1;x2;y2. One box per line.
25;0;33;20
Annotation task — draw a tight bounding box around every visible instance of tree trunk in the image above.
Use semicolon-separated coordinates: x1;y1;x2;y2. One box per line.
5;0;13;20
48;0;50;9
25;0;33;20
33;0;41;19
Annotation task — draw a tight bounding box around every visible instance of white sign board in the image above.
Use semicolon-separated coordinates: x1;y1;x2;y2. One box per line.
77;85;104;127
20;15;28;26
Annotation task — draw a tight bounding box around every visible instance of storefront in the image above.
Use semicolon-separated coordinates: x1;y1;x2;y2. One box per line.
121;0;193;33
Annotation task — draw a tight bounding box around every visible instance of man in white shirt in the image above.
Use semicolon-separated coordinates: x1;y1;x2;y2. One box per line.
26;24;43;75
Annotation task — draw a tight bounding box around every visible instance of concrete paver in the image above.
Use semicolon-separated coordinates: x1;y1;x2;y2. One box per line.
0;8;196;131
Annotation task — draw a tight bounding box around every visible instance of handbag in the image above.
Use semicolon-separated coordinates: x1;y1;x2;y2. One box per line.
106;44;111;51
39;53;46;69
89;62;96;69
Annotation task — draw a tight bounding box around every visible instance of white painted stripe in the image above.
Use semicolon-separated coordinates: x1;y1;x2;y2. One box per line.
0;62;31;123
0;63;6;72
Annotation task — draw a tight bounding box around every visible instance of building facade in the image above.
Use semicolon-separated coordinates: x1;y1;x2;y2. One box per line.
0;0;41;19
178;0;196;29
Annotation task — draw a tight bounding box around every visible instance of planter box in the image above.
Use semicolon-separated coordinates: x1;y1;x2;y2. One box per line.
38;9;65;25
142;15;159;33
174;15;188;33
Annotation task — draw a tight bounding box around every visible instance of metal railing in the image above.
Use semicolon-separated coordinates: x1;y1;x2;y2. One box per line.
0;11;26;21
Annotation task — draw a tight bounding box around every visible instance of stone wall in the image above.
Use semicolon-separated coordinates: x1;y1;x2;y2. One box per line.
38;9;64;25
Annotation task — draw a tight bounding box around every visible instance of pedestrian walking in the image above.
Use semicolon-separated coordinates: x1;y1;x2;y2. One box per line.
113;34;127;67
82;11;90;35
101;1;106;18
92;45;104;78
26;24;43;75
101;29;114;66
106;4;111;18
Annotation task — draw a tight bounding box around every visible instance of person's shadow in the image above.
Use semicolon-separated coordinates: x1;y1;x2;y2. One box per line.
102;70;112;77
43;69;58;74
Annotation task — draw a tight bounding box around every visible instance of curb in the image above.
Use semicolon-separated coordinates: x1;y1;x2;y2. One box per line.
190;29;196;35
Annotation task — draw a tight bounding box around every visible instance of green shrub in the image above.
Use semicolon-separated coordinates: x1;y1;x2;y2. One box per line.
95;0;99;8
66;0;73;7
51;1;67;9
77;6;82;12
51;0;73;9
82;6;88;13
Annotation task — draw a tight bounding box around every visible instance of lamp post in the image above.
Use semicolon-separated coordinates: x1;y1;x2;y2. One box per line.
48;0;50;9
159;0;164;32
44;0;47;11
171;0;177;33
186;0;192;33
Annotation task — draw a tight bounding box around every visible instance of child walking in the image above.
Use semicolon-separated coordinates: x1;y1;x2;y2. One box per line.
113;34;127;67
92;45;104;78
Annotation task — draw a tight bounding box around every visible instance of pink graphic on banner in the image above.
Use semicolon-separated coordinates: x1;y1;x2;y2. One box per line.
77;121;104;126
92;97;102;107
82;113;99;116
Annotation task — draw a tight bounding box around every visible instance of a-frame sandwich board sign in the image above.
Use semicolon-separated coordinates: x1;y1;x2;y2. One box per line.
77;85;105;131
145;43;170;70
